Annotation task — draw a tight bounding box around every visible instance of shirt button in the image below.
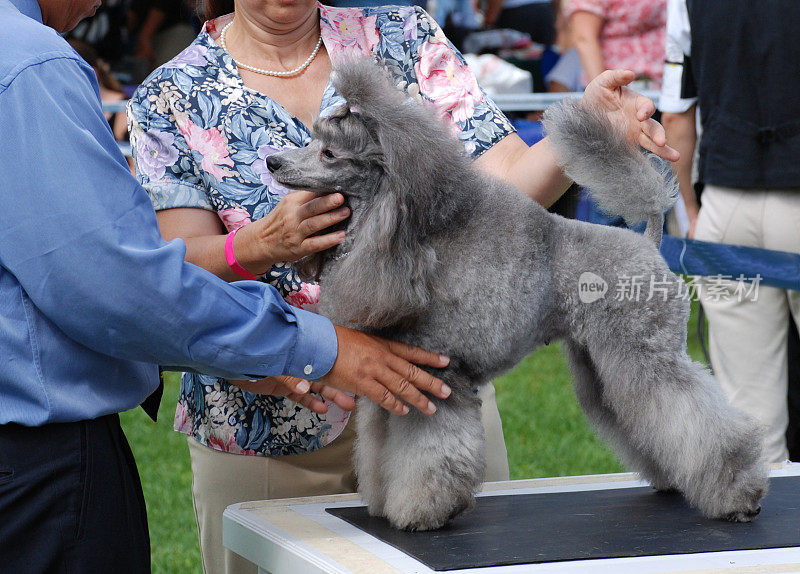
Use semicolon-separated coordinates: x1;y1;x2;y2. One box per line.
303;364;313;376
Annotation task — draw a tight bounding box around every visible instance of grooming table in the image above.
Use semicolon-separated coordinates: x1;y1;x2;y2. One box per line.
223;463;800;574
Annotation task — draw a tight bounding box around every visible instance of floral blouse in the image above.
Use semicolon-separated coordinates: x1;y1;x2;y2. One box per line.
566;0;667;89
128;3;515;457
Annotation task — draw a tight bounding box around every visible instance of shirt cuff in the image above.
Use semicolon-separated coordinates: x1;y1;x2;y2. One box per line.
285;308;338;380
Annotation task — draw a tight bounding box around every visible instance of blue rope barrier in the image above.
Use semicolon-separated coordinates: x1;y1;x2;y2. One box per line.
660;235;800;291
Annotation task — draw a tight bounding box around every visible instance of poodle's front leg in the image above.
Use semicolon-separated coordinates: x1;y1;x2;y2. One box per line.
380;387;485;531
353;398;389;516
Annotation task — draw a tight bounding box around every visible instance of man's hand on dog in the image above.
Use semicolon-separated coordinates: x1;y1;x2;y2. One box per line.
322;325;452;416
236;328;452;416
583;69;681;162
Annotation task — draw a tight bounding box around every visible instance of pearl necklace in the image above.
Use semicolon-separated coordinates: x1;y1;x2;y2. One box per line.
219;21;323;78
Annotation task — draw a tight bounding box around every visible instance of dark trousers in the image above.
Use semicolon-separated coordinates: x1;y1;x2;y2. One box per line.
0;414;150;573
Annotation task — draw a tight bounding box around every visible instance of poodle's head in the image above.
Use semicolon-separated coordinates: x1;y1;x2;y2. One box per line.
267;59;471;327
264;101;384;202
267;58;468;206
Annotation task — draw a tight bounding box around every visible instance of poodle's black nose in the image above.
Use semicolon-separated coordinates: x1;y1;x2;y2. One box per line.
266;154;283;172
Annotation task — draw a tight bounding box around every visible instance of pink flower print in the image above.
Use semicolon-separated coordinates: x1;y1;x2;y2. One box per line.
218;207;252;232
173;401;193;434
285;282;321;311
207;433;256;455
415;40;482;125
321;8;379;63
178;119;235;181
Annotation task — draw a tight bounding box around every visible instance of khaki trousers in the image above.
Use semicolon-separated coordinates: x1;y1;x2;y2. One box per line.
694;184;800;463
189;383;509;574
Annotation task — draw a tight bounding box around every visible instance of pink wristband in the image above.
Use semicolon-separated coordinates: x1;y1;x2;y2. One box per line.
224;227;261;280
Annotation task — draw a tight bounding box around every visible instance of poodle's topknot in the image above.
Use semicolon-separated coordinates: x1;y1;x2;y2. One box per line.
331;58;408;116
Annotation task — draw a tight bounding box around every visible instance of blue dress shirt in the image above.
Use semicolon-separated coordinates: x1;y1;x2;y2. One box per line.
0;0;338;425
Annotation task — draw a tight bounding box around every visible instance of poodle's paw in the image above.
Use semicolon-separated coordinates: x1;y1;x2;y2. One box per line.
356;471;387;517
723;505;762;523
647;475;677;493
634;463;676;493
383;491;475;531
697;466;768;523
363;495;386;518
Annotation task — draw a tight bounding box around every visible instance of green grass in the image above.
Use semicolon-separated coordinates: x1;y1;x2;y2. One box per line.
121;301;708;572
120;371;202;574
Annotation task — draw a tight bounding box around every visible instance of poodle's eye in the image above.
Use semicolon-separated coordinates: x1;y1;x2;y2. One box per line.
322;149;337;160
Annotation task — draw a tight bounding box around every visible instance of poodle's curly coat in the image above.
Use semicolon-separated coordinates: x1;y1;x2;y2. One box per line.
267;60;768;531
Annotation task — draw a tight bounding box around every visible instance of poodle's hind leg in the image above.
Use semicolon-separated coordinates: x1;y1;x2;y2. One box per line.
353;397;389;516
564;341;674;492
380;387;485;531
590;345;768;522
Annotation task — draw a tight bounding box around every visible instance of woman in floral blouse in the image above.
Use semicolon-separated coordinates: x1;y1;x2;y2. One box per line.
129;0;678;572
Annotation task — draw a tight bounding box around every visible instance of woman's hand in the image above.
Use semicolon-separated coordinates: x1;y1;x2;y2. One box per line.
582;69;680;162
232;375;356;414
236;191;350;273
154;191;349;281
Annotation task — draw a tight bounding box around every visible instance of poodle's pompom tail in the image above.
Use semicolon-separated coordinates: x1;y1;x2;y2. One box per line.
543;98;678;232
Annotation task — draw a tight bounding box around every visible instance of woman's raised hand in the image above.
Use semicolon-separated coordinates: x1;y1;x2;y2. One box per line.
582;69;680;162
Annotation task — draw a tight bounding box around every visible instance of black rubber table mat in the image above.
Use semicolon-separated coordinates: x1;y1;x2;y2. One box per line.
326;476;800;571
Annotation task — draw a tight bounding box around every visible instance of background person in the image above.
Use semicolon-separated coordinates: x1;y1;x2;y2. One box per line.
0;1;454;572
567;0;666;90
484;0;556;46
659;0;800;463
545;0;584;93
69;39;134;172
133;0;197;71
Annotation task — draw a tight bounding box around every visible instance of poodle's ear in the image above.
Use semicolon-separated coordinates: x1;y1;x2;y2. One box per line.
321;59;473;328
332;58;471;233
322;188;438;328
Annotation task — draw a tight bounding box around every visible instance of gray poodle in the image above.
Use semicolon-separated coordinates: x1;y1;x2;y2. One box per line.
266;60;768;531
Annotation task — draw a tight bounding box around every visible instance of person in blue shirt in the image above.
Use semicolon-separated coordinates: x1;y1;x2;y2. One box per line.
0;0;454;571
